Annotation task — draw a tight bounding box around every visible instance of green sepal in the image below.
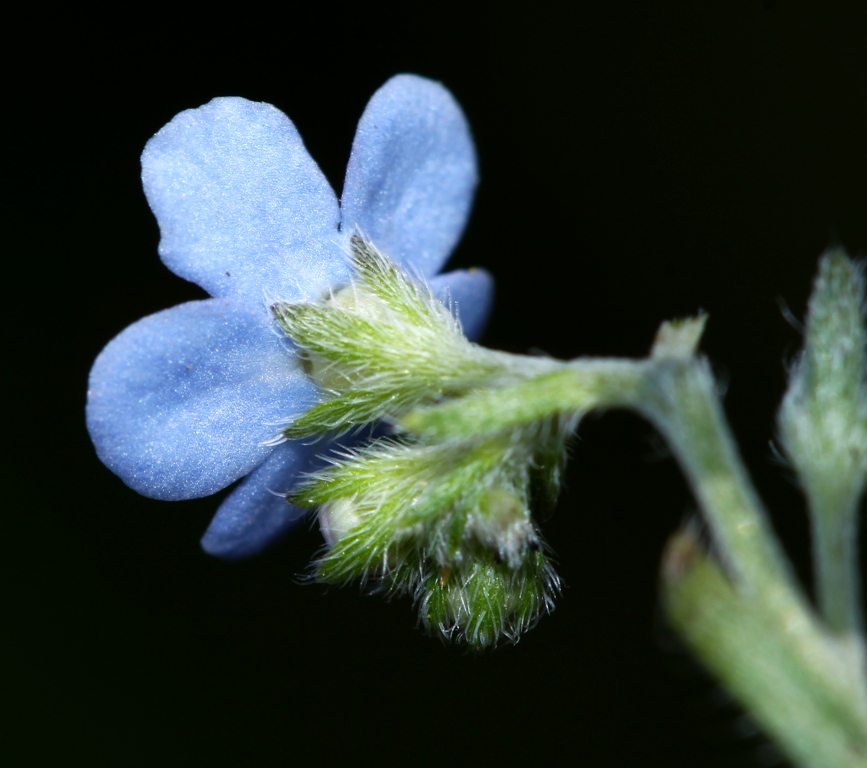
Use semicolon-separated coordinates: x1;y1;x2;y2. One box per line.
290;436;509;517
528;415;572;506
272;237;508;438
294;436;522;583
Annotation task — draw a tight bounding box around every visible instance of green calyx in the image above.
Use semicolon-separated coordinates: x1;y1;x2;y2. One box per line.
272;237;508;438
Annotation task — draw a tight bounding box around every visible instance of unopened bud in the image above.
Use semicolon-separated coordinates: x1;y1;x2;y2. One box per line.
319;497;365;547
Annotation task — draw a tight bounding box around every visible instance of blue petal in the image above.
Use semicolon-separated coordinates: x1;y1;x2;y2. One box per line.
340;75;478;278
429;268;494;341
142;97;350;303
87;299;318;500
201;440;319;560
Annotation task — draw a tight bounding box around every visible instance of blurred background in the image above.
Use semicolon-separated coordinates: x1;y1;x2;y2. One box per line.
10;2;866;765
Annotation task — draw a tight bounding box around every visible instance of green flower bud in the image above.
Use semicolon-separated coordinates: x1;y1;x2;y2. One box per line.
290;432;561;648
318;497;365;547
420;547;560;650
779;250;867;504
778;250;867;639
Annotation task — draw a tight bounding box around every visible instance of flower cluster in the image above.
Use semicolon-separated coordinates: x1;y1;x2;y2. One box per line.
274;239;562;647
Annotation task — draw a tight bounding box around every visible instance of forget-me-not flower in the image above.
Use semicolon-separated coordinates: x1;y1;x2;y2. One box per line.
87;75;493;560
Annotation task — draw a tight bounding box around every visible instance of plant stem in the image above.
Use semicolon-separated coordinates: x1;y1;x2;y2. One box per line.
643;355;867;766
639;357;798;601
811;490;866;674
664;531;867;768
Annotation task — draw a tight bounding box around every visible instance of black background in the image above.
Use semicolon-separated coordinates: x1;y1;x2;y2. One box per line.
11;2;866;766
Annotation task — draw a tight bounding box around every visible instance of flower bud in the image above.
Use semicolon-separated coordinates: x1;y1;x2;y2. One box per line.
318;497;365;547
468;486;538;568
421;548;560;650
779;250;867;512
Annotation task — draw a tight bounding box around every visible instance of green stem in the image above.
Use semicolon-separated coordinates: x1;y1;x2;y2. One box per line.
643;356;867;765
401;337;867;763
811;491;866;672
664;531;867;768
638;357;798;603
401;361;647;439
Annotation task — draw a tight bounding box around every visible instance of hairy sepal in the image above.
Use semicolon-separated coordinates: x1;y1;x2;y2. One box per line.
272;237;507;438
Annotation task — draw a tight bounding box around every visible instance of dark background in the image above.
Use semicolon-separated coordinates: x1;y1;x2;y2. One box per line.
11;2;866;766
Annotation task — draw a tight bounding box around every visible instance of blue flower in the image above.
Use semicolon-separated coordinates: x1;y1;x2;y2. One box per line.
87;75;493;559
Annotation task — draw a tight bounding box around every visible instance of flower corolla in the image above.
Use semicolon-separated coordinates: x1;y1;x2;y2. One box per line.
86;75;493;559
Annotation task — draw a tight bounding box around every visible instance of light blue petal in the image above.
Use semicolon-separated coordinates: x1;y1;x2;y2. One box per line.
142;97;350;303
86;299;318;500
340;75;478;278
201;440;318;560
429;268;494;341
